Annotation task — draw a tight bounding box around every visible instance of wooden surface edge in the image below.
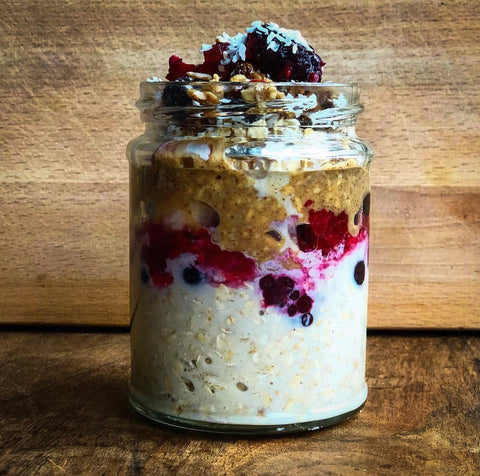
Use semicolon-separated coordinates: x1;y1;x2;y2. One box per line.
0;331;478;475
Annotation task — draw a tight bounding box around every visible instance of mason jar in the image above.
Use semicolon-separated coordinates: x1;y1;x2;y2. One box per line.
127;80;373;434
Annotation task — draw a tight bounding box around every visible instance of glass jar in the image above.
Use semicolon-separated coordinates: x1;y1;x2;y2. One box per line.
127;81;373;435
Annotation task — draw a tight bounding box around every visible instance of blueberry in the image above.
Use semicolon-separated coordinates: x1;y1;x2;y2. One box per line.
183;266;202;285
354;261;365;285
141;268;150;283
301;313;313;327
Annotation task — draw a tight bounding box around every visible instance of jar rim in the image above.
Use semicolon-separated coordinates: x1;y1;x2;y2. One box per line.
137;81;362;116
142;80;359;87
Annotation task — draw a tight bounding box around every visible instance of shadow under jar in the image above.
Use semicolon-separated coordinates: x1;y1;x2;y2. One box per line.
127;81;373;435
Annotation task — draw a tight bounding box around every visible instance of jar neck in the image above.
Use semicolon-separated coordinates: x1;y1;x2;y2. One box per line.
137;81;364;131
131;81;372;169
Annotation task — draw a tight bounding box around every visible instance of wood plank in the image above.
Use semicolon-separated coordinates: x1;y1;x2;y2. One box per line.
369;186;480;329
1;183;478;328
0;331;478;474
0;0;479;327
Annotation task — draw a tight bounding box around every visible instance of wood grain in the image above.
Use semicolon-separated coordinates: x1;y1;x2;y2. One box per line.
0;331;479;474
0;0;479;327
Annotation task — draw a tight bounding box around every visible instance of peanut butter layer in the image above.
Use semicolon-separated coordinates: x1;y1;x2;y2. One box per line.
133;160;369;263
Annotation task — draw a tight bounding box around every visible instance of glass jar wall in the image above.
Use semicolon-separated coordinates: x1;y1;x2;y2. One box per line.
127;81;373;434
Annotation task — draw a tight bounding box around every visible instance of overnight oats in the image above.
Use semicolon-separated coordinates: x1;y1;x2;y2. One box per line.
127;22;373;434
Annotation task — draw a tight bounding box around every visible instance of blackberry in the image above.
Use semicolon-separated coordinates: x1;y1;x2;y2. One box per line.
244;113;263;124
259;274;295;306
245;24;325;82
162;83;191;107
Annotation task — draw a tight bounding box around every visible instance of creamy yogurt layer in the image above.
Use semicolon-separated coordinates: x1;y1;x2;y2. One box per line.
130;231;368;425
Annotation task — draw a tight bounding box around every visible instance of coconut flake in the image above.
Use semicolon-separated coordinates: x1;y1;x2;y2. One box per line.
238;43;246;61
247;22;313;52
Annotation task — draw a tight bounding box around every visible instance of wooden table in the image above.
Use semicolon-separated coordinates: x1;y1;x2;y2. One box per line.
1;330;478;475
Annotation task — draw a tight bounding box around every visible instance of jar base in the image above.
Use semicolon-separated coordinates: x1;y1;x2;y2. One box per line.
128;393;366;436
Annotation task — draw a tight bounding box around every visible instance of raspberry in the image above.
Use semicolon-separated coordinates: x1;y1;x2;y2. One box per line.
166;43;232;81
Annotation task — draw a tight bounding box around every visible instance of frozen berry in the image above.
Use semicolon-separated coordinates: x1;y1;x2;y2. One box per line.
296;223;316;252
245;23;325;82
245;113;263;124
259;274;295;306
354;261;365;285
296;295;313;313
183;266;202;285
301;313;313;327
162;83;191;107
299;114;313;126
277;276;295;296
289;290;300;301
166;43;231;81
304;209;351;256
287;304;297;317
